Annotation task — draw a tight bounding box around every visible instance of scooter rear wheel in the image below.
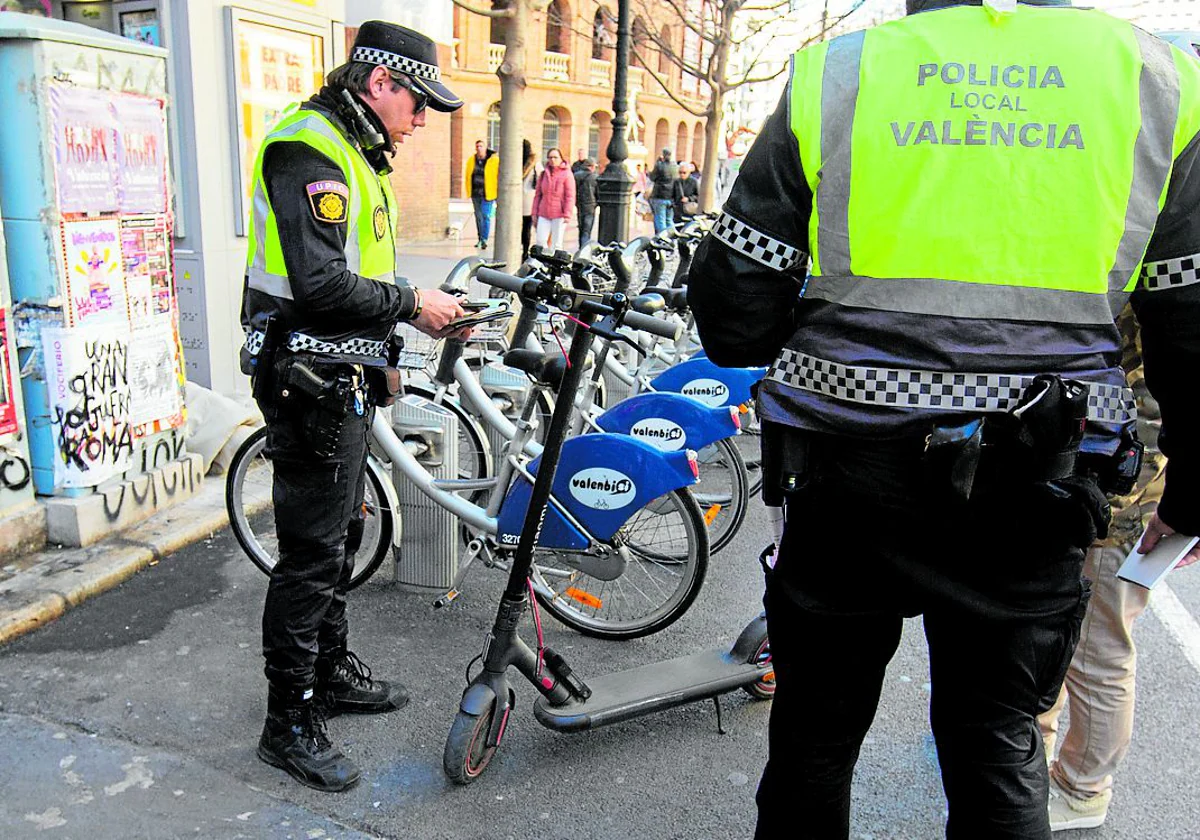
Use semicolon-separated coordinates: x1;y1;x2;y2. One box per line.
444;703;499;784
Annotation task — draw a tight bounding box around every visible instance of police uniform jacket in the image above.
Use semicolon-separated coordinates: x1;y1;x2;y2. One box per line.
688;0;1200;534
239;86;418;372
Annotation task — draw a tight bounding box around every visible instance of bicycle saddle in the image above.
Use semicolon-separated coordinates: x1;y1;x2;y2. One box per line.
502;348;590;391
630;293;666;316
641;286;688;311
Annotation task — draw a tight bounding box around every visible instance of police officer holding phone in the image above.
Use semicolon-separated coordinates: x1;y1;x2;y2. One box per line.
688;1;1200;837
239;21;470;792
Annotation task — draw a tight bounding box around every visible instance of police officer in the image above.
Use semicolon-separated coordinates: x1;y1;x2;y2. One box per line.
239;21;469;792
687;1;1200;837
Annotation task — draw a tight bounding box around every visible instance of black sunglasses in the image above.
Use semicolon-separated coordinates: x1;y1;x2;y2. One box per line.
388;72;428;114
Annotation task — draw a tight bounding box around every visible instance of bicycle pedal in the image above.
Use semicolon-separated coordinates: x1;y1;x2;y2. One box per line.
434;589;460;609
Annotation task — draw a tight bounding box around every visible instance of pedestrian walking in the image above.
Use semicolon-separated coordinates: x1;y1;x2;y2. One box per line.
521;138;537;262
238;20;471;793
688;2;1200;838
575;157;599;247
532;147;574;252
672;162;700;223
465;139;498;249
649;147;679;233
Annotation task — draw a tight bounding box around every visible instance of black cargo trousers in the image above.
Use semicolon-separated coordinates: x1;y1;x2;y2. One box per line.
754;433;1094;840
258;358;372;692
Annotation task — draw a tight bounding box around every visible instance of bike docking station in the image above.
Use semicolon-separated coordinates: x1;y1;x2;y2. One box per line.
443;259;773;784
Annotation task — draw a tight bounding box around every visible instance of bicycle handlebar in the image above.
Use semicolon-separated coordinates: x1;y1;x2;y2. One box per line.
622;309;683;341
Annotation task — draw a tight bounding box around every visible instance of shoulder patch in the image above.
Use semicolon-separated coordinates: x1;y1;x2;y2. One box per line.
306;180;349;223
373;206;389;241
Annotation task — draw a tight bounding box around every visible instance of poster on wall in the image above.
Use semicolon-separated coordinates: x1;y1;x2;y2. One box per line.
128;322;181;426
43;325;135;488
120;215;173;321
0;308;17;437
60;219;127;327
120;10;161;46
50;84;120;214
114;96;168;213
228;9;327;234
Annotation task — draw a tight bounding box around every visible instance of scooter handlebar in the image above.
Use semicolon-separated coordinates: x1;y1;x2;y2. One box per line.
623;309;682;341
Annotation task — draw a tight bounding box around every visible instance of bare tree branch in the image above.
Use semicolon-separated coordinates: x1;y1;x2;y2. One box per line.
634;57;710;118
727;62;790;88
451;0;514;19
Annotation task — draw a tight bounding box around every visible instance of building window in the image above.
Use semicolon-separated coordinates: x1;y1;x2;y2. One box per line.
588;114;601;161
592;7;613;61
659;26;672;76
488;103;501;151
543;108;562;157
631;17;649;69
490;0;509;45
546;0;569;54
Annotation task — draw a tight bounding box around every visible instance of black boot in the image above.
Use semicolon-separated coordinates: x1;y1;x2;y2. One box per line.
257;685;361;792
316;648;409;717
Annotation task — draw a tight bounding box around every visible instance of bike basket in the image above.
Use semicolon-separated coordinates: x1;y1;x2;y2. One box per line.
393;323;440;371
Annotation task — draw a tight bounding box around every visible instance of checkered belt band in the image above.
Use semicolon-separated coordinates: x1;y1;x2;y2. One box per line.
1142;252;1200;291
712;212;804;273
351;47;440;81
244;329;386;359
769;349;1137;425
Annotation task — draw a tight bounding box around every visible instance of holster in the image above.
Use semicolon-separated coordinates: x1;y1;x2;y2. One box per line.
275;357;353;459
250;315;287;402
1077;426;1145;497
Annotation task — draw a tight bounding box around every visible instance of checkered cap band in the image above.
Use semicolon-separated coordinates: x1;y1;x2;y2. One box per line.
712;213;803;273
351;47;440;81
769;349;1136;425
244;329;385;359
1141;252;1200;291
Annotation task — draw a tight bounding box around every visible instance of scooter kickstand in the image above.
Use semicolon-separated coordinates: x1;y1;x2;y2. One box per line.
713;696;725;735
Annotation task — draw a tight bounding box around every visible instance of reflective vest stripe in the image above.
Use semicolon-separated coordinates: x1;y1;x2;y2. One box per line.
815;29;864;277
768;348;1137;425
1112;29;1180;293
803;273;1118;325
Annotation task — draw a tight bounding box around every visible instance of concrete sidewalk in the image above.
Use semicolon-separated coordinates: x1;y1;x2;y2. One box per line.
0;466;232;646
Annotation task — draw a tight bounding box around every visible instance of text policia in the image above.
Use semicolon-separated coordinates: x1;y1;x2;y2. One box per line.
893;61;1083;150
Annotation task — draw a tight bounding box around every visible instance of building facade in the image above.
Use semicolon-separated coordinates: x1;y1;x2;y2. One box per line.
446;1;712;195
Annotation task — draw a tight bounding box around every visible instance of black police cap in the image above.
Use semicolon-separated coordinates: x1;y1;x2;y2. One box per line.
351;21;463;113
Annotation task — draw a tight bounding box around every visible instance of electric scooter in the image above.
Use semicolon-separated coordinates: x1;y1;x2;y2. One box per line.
443;262;773;784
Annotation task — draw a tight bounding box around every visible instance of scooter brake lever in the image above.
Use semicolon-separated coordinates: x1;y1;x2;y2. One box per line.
590;315;647;357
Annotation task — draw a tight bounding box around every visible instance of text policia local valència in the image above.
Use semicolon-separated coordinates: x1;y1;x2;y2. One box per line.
891;62;1084;150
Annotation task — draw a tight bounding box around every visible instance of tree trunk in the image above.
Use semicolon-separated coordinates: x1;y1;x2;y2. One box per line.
493;1;532;273
700;93;723;211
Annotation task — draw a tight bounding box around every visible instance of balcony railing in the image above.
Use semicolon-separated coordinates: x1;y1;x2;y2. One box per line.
487;43;504;73
628;67;644;95
543;51;570;81
589;58;611;87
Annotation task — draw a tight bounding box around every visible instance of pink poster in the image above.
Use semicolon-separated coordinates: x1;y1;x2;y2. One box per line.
50;84;120;214
0;308;17;437
114;96;168;213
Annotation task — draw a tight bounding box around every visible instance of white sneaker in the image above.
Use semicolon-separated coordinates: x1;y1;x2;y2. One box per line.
1048;778;1111;832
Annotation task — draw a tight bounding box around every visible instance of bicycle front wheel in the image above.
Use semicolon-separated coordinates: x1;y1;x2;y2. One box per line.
225;426;394;589
531;488;709;640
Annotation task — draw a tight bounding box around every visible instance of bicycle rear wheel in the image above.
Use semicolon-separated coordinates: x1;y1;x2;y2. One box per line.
531;488;709;640
225;427;394;589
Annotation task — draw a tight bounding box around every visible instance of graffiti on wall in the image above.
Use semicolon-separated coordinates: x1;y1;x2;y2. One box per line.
44;326;135;488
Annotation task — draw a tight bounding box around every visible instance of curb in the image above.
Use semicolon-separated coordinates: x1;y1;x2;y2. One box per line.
0;476;232;647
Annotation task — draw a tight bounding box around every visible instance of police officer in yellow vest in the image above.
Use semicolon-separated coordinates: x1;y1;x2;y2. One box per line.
239;21;468;792
688;1;1200;837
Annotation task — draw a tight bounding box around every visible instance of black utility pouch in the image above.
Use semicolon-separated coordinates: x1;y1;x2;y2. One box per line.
365;365;402;407
923;417;984;503
282;360;351;459
760;419;811;507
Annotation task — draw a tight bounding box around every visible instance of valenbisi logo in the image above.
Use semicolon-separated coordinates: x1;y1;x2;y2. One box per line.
681;378;729;407
569;468;637;510
630;418;687;451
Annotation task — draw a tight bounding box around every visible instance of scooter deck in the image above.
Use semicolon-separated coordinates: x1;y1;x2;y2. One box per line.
533;648;770;733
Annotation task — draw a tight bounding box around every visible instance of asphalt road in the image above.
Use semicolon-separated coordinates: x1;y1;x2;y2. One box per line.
1;495;1199;839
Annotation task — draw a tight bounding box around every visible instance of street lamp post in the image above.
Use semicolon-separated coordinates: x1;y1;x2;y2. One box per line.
597;0;633;246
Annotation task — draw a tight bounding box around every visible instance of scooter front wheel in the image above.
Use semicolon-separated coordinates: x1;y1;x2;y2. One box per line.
742;632;775;700
444;703;499;784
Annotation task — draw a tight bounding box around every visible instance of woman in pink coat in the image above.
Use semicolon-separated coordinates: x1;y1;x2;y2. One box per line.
531;148;575;252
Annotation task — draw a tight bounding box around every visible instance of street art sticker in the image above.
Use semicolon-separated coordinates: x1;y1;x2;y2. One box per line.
120;215;173;322
0;308;18;437
127;322;181;427
62;219;127;327
113;95;168;213
50;84;120;214
44;326;135;488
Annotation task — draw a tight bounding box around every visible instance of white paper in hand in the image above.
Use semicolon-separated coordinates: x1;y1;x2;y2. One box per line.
1116;532;1199;590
